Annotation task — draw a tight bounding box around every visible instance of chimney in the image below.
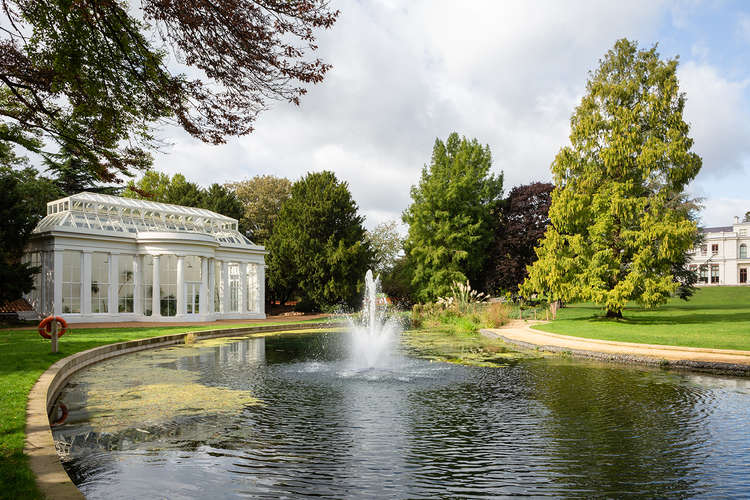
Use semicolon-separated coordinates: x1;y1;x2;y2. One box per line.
735;216;741;224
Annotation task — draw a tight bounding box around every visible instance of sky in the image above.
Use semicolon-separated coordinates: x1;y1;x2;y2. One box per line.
148;0;750;230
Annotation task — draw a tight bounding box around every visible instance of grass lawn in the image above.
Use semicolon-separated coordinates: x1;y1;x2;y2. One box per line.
534;286;750;351
0;318;327;500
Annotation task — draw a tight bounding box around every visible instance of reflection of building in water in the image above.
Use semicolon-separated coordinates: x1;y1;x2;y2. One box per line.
214;337;266;366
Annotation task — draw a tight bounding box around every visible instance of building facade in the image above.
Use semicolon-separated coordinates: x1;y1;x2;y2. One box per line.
24;192;266;323
688;217;750;286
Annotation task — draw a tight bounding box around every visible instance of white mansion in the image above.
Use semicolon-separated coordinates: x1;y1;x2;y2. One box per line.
24;192;266;323
688;216;750;286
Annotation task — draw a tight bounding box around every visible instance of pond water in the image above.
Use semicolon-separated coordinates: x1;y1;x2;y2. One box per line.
53;331;750;498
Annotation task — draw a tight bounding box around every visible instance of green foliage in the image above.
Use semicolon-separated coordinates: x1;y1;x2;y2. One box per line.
410;297;511;335
0;164;61;304
403;133;503;301
202;183;245;228
381;256;416;307
521;39;702;316
366;220;403;275
124;172;244;228
226;175;292;245
1;1;338;183
266;171;373;310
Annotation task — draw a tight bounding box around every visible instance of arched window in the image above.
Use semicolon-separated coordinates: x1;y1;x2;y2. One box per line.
741;244;748;259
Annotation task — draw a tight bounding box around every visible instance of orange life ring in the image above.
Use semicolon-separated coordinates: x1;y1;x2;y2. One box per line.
38;316;68;339
51;402;68;427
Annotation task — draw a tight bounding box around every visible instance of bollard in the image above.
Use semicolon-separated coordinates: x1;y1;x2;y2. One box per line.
51;318;58;354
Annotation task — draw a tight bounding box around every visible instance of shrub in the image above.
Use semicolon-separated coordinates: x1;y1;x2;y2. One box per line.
481;301;511;328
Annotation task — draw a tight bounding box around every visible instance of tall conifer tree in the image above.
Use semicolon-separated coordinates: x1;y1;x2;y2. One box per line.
403;133;503;301
521;39;702;317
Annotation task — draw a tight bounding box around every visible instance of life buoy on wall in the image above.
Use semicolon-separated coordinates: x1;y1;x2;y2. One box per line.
50;402;68;427
38;316;68;339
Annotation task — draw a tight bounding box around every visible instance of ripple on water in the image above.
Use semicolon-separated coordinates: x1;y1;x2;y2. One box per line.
53;332;750;499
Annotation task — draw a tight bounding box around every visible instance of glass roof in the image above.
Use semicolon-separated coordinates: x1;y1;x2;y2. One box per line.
33;192;258;249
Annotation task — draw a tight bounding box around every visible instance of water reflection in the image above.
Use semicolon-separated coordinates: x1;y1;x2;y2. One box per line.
528;361;712;496
53;332;750;498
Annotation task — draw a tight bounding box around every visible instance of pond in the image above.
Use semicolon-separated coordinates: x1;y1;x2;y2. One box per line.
53;331;750;498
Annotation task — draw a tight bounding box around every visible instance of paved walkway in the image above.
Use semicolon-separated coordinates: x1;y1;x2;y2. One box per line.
483;321;750;374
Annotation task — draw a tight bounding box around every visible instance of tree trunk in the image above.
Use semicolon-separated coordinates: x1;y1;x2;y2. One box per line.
605;309;623;319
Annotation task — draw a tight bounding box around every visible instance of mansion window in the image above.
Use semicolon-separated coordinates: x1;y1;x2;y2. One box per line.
699;265;708;283
710;264;720;284
700;244;707;256
741;268;748;284
711;244;719;256
741;244;748;259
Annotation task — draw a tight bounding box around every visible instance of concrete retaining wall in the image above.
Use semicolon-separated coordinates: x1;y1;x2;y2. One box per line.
25;322;334;500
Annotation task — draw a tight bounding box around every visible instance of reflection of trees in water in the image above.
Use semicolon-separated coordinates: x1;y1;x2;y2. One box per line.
402;367;550;496
529;361;714;496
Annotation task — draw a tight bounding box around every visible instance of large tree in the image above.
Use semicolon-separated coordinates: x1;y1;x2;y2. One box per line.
266;171;373;310
124;171;245;228
0;159;61;304
402;133;503;301
365;220;402;276
521;39;702;317
0;0;338;183
484;182;553;294
226;175;292;245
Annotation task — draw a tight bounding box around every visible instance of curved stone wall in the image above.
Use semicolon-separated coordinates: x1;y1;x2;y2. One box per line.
24;322;332;499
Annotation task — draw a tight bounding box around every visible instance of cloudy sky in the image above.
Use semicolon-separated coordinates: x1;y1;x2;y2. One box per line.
150;0;750;230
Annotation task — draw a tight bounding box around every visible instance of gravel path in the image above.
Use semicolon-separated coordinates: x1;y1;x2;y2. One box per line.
482;320;750;375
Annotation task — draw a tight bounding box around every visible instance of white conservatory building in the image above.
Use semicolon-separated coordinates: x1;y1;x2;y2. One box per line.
687;216;750;286
24;192;266;323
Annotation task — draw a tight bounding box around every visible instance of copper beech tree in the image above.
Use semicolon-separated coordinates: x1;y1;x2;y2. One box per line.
0;0;338;181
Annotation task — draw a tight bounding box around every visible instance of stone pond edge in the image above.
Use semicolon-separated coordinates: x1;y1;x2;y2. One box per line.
481;327;750;376
24;321;338;500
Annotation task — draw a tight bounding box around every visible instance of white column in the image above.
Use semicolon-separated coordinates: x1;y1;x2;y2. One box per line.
208;258;215;314
53;250;63;315
240;262;248;314
152;255;161;317
109;253;118;314
81;251;92;315
133;255;142;315
199;257;208;316
258;264;265;316
220;260;228;313
176;255;185;316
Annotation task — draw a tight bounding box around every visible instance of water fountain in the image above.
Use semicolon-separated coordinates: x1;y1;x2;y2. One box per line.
347;269;401;370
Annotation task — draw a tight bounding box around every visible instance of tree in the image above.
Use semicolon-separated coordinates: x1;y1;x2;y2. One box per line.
402;133;503;301
521;39;702;318
0;1;338;183
266;171;373;310
485;182;554;294
0;159;61;304
202;184;245;231
744;211;750;223
226;175;292;245
124;172;245;225
366;220;403;276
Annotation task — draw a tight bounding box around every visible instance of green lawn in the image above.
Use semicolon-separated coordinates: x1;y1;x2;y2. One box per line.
0;319;327;500
534;287;750;351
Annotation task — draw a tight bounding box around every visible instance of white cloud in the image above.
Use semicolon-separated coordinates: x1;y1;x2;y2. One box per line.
679;61;750;176
148;0;750;231
701;198;750;226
